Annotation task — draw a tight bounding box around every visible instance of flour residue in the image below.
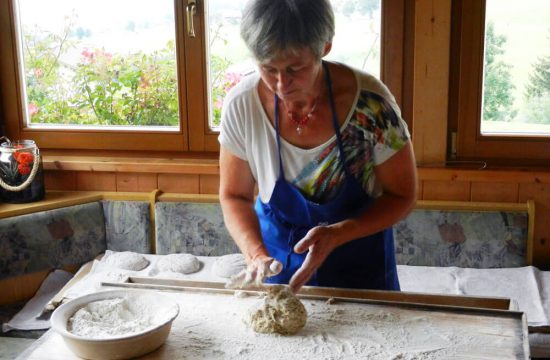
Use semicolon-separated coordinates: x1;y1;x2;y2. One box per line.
152;291;525;360
68;296;175;339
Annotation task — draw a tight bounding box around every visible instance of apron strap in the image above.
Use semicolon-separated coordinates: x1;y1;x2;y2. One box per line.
273;61;352;180
274;95;285;180
323;61;352;179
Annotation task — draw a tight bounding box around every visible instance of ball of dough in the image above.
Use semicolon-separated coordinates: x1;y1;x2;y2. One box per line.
157;253;201;274
212;253;246;278
246;285;307;335
105;252;150;271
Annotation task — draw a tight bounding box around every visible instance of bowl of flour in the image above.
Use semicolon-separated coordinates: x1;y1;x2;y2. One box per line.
51;289;179;360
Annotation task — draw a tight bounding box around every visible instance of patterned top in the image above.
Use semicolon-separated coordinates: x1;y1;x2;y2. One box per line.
218;64;410;204
292;91;409;202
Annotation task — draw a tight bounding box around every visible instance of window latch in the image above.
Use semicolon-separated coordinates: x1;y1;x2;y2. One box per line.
186;0;197;38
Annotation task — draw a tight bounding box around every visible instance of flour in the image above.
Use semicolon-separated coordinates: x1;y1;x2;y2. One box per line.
135;290;525;360
67;295;174;339
212;253;246;278
157;253;201;274
104;252;150;271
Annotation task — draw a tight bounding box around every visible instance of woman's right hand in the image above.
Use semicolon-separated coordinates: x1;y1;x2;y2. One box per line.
225;256;283;289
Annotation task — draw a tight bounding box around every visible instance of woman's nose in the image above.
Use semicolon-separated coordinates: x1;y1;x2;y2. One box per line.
276;72;291;92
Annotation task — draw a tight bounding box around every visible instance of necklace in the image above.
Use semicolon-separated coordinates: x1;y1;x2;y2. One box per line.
284;96;319;135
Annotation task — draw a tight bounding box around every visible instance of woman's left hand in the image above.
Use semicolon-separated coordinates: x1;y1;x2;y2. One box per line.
289;225;339;293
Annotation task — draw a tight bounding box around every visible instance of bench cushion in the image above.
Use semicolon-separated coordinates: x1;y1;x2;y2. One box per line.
155;202;239;256
101;201;150;253
0;202;106;279
394;209;528;268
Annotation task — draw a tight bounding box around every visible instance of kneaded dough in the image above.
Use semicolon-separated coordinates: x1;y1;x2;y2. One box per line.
212;253;246;278
105;251;150;271
157;253;201;274
245;285;307;335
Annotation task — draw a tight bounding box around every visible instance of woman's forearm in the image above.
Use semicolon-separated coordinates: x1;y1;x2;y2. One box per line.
220;195;269;262
329;191;415;248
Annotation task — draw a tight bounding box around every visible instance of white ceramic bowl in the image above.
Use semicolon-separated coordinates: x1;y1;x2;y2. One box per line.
50;289;179;360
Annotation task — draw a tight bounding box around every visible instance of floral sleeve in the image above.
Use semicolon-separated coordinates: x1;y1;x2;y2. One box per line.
355;90;410;166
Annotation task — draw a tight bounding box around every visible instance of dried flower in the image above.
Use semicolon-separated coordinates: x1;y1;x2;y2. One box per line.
18;163;31;176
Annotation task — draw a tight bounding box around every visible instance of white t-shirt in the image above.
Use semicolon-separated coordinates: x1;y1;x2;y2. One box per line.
218;64;410;204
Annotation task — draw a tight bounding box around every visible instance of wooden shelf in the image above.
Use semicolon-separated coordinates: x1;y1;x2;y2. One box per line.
0;191;103;219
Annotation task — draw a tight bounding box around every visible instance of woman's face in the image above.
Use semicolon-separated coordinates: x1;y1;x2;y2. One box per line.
257;47;324;102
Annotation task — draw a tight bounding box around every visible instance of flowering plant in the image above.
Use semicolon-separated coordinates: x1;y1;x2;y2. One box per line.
14;151;34;176
0;146;35;186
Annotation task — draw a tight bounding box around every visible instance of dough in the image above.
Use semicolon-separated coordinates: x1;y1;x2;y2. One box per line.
105;251;150;271
245;285;307;335
212;253;246;278
157;253;201;274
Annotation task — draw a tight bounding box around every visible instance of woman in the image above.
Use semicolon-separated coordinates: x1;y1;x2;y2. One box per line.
219;0;417;293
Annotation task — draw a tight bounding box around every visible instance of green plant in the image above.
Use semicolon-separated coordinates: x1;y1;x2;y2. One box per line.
23;17;240;128
482;21;517;122
23;24;179;127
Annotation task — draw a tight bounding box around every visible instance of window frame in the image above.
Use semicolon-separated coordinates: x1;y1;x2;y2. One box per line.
450;0;550;165
0;0;409;154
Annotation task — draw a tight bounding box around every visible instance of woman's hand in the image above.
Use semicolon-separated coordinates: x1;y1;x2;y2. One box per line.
289;225;340;293
225;256;283;289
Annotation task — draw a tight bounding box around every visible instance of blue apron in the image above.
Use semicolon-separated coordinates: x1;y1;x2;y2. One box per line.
255;62;400;290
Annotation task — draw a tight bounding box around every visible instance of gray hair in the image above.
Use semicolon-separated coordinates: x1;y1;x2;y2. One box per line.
240;0;335;62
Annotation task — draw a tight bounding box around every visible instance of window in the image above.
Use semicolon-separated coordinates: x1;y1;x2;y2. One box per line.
450;0;550;164
0;0;407;153
206;0;385;130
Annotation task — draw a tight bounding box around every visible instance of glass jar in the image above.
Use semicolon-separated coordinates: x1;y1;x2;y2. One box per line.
0;137;45;203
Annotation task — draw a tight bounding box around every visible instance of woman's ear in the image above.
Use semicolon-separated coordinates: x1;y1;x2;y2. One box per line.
322;42;332;57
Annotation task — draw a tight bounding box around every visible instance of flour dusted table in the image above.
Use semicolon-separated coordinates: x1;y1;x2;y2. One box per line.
17;279;530;360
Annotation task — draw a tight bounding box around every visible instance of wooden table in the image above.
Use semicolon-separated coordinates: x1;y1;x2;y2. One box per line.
17;280;530;360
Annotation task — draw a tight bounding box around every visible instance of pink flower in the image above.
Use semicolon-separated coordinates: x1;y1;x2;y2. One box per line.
28;103;38;117
223;72;243;93
81;48;93;58
33;68;44;78
95;49;112;62
81;48;96;63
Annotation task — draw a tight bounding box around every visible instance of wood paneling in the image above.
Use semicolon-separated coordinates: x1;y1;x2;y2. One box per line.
519;183;550;267
44;171;77;191
412;0;451;164
422;180;471;201
417;180;424;200
116;173;158;192
158;174;200;193
199;174;220;194
471;182;519;203
0;270;50;305
43;154;219;174
0;266;78;306
76;172;117;191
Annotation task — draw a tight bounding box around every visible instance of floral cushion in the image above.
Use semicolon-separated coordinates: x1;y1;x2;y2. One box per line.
155;202;239;256
394;210;528;268
0;202;106;279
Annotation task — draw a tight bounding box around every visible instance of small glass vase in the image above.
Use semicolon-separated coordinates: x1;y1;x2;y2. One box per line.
0;138;45;204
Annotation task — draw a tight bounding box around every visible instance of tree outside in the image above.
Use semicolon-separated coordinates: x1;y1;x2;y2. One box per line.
482;0;550;134
482;21;516;123
524;32;550;124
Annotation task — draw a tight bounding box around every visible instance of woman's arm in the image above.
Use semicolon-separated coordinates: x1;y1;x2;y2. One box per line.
219;146;283;287
219;146;267;262
290;141;417;291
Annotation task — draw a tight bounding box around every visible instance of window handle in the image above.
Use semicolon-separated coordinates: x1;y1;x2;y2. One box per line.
186;0;197;37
